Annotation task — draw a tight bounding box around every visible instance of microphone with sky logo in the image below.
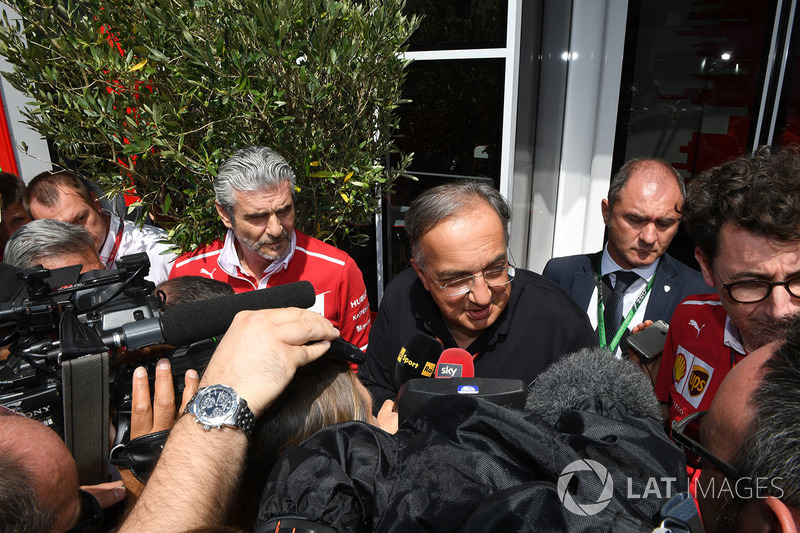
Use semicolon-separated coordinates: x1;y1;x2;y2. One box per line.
434;348;475;378
396;346;525;424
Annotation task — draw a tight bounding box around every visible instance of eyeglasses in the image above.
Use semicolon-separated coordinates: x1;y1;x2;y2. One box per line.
671;410;744;481
711;264;800;304
426;265;515;297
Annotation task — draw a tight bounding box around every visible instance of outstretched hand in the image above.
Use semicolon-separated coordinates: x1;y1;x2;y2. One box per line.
199;307;340;417
131;359;200;440
118;308;340;533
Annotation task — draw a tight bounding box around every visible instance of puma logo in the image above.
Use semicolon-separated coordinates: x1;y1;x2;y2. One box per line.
689;319;705;338
200;268;217;278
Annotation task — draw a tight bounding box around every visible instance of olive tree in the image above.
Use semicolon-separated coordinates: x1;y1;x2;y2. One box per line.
0;0;417;249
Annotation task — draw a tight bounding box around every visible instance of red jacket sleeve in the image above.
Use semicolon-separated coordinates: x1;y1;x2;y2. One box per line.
335;256;371;351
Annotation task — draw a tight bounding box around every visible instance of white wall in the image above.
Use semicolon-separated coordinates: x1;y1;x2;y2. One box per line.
549;0;628;263
0;2;52;181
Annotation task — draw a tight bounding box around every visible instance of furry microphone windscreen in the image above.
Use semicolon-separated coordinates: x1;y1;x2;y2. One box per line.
525;347;662;425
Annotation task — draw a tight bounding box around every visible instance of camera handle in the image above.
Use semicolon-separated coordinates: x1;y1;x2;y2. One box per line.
62;351;110;485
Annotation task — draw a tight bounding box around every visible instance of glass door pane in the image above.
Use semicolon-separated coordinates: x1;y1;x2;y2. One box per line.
615;0;777;178
614;0;778;266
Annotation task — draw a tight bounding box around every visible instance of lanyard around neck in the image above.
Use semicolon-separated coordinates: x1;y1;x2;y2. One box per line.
595;271;656;353
105;218;125;268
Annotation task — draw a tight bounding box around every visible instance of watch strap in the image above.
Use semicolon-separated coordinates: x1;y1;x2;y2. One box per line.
233;396;255;436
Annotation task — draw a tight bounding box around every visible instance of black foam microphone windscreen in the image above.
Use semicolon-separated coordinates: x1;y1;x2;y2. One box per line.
525;347;662;425
394;332;444;385
160;281;316;347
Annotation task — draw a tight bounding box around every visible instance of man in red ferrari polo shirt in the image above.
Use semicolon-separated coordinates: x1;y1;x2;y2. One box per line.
169;146;371;350
655;146;800;431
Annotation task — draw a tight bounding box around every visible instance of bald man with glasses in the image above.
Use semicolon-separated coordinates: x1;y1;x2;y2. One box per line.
360;181;596;411
670;317;800;533
655;146;800;433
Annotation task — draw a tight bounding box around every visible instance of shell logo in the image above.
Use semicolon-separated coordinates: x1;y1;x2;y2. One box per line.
673;354;687;383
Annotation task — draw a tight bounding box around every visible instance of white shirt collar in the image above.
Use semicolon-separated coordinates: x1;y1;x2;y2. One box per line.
218;228;296;280
723;315;747;355
98;211;122;264
600;244;660;281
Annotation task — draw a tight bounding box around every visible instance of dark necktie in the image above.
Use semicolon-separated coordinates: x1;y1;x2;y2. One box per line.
604;271;640;346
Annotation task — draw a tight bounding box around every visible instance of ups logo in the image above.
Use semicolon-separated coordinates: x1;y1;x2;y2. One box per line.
688;366;709;397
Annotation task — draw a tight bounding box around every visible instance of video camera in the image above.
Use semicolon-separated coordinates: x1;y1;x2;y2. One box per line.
0;255;356;484
0;253;215;444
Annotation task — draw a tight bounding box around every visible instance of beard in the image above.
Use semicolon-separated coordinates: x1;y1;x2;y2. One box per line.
236;229;292;262
713;496;745;532
741;313;800;351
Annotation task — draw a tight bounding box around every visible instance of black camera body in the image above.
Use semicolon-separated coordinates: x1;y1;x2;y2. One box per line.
0;253;182;439
0;361;61;431
110;337;217;447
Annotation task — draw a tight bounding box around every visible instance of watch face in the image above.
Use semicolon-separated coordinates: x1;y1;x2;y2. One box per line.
197;387;236;424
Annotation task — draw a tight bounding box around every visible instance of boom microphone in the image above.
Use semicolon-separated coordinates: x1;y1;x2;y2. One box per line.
106;281;316;350
435;348;475;378
525;347;663;425
394;333;443;385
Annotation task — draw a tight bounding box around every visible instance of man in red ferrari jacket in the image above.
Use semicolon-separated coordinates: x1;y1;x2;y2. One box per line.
169;146;371;350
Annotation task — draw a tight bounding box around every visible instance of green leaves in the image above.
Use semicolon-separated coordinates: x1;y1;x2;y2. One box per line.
0;0;418;249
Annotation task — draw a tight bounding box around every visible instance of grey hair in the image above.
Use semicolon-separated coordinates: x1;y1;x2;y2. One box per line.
734;317;800;507
607;158;685;213
214;146;296;215
405;180;511;266
4;219;97;269
0;454;57;533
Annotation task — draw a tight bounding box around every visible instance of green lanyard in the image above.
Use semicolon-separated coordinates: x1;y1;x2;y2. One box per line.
595;271;656;353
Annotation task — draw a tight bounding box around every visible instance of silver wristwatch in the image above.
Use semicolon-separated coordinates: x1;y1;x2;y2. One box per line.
184;384;255;436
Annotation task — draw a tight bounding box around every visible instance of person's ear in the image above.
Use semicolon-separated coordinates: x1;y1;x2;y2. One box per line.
601;199;611;226
764;496;799;533
411;258;431;292
694;247;716;288
90;192;103;213
215;202;234;230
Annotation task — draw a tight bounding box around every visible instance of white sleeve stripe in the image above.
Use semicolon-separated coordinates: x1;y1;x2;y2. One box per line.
174;249;223;268
296;246;346;266
681;299;723;306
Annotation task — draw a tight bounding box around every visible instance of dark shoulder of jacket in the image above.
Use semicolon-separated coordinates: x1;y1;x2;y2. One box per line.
661;253;708;288
383;267;422;296
515;268;588;316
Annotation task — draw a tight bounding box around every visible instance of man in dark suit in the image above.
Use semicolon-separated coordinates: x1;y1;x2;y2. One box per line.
543;158;707;358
